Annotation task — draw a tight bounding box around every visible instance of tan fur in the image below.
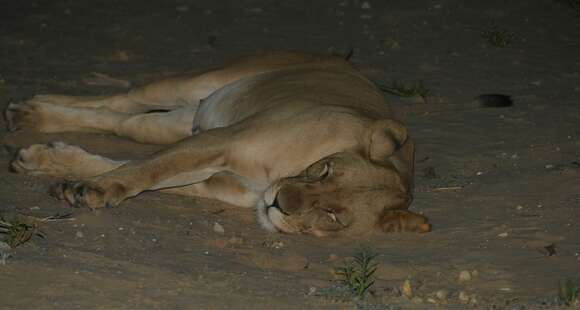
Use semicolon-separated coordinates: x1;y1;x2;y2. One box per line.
6;51;429;237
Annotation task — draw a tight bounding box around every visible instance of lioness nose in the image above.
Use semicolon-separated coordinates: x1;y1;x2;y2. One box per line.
277;185;304;214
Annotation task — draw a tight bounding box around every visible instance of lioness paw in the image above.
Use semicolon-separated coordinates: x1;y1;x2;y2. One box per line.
5;101;52;132
380;210;431;233
10;142;86;177
50;181;115;209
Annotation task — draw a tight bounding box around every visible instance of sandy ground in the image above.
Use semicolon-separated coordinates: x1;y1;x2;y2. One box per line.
1;0;579;309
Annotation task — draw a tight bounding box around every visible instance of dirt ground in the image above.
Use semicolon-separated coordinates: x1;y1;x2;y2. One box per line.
1;0;579;309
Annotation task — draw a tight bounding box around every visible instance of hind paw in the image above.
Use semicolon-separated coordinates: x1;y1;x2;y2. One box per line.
5;101;54;132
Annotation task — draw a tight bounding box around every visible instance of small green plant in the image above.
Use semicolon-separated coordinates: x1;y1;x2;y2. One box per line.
481;26;515;47
379;80;430;99
0;215;44;249
558;278;580;306
335;247;379;298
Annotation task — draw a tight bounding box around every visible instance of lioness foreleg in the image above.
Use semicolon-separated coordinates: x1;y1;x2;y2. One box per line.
50;129;234;209
10;142;258;207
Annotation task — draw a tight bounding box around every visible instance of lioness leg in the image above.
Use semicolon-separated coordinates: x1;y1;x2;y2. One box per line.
11;142;259;208
6;102;197;144
10;142;127;178
5;51;348;135
50;129;235;209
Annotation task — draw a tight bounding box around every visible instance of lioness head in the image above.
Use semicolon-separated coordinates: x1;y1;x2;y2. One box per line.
260;119;430;237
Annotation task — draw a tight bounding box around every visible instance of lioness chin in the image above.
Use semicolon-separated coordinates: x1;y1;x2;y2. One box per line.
5;51;431;237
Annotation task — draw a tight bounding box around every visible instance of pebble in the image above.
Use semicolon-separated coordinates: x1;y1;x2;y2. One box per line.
327;254;339;262
516;205;523;210
435;289;448;301
497;232;509;238
545;164;554;169
411;297;423;304
308;286;317;295
458;291;470;303
401;279;413;298
476;171;483;176
458;270;472;283
213;222;225;234
75;231;84;238
228;236;244;245
361;1;371;9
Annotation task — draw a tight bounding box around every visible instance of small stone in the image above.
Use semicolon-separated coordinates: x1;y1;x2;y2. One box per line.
469;295;478;305
458;291;470;303
427;297;438;304
213;222;225;234
401;279;413;298
308;286;317;295
228;236;244;245
75;231;84;238
118;227;124;231
361;1;371;9
476;171;483;176
516;205;523;210
545;164;555;169
327;254;339;262
497;232;509;238
458;270;472;283
411;297;423;304
0;241;12;265
435;289;448;301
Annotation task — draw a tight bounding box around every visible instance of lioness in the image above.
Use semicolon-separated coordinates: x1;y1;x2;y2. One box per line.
5;51;430;237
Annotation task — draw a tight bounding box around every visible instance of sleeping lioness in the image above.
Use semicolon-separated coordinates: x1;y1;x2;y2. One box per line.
5;51;430;237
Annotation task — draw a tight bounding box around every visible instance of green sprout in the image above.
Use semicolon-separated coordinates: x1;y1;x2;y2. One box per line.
335;247;379;298
558;278;580;306
0;215;44;249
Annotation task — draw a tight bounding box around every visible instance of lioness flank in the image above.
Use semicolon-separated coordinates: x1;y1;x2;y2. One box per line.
5;51;430;237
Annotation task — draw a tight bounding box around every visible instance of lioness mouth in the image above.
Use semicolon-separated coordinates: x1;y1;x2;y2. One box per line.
267;196;289;216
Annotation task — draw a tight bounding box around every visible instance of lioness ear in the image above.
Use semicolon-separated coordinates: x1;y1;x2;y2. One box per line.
366;119;408;163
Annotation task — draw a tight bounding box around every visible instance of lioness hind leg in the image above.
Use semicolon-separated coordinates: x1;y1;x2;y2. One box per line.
5;101;196;144
380;210;431;233
10;142;127;179
5;101;128;133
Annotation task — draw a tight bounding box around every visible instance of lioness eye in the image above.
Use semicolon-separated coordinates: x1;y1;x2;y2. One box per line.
306;161;332;181
326;210;337;222
319;162;331;180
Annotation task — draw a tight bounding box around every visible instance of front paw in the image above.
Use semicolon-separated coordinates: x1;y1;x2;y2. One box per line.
49;181;124;209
